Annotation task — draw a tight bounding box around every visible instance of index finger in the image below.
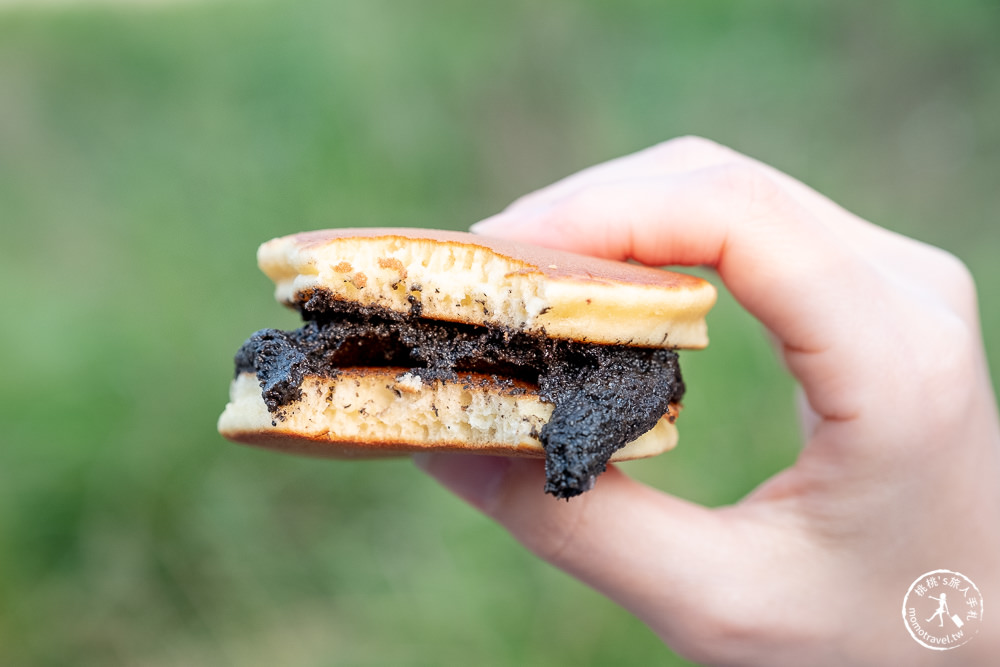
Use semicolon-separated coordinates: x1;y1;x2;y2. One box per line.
472;162;889;425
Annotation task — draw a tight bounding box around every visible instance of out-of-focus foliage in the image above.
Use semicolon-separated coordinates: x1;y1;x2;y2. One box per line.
1;1;997;665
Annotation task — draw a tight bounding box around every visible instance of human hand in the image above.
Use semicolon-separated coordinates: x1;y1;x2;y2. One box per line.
414;137;1000;666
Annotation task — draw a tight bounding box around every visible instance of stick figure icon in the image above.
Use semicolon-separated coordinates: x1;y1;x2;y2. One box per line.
926;593;950;628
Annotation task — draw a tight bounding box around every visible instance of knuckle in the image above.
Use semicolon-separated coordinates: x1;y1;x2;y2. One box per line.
510;500;592;569
671;597;802;665
912;313;977;385
889;305;980;433
710;162;792;223
931;247;978;310
649;135;733;166
893;239;979;318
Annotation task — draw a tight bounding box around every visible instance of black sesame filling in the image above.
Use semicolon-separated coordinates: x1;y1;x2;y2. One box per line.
234;290;685;498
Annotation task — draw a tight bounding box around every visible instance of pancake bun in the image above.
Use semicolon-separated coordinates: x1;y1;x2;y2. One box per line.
258;228;716;349
219;370;679;460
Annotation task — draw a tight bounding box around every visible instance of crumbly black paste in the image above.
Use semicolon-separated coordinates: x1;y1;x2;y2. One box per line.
234;289;685;499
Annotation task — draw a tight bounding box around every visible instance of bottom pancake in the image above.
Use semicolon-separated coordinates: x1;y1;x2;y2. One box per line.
219;369;679;464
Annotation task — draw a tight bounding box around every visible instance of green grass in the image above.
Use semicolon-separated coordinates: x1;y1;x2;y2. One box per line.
1;1;998;665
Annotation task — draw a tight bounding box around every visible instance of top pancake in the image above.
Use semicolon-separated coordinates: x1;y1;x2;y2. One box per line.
258;228;716;348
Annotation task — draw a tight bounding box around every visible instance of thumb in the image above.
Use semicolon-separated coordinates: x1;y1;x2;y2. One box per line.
414;453;737;644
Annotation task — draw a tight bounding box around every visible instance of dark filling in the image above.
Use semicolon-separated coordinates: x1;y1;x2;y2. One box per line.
234;290;685;498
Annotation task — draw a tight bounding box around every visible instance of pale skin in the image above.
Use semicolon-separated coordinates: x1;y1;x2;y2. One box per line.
413;137;1000;666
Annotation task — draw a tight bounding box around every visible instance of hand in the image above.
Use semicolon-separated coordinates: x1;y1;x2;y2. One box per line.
414;137;1000;666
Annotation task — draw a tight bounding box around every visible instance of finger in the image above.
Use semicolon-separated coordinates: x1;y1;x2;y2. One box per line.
496;136;865;239
497;136;878;247
485;164;892;422
487;137;977;325
414;453;779;662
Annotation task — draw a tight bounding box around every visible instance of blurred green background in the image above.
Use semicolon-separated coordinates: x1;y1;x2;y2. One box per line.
1;1;998;665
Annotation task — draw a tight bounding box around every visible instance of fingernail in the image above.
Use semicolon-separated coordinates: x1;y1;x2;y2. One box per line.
413;453;510;512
